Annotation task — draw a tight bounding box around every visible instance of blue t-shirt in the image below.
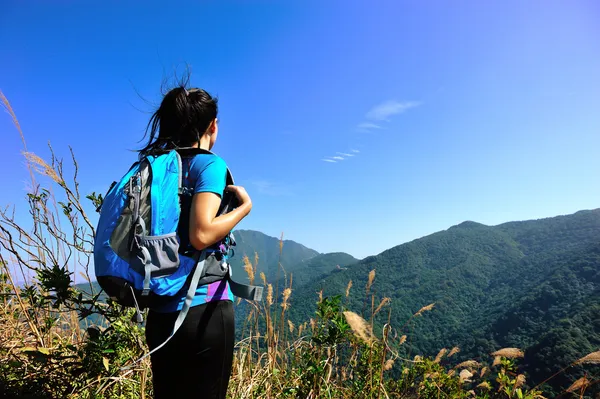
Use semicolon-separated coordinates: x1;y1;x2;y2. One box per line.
153;153;234;313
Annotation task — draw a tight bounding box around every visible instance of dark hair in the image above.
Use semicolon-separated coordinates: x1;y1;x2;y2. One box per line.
140;86;218;155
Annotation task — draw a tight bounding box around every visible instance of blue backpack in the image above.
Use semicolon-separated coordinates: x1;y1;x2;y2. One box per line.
93;148;262;360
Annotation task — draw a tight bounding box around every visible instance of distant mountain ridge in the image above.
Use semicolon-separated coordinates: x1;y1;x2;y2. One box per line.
287;208;600;395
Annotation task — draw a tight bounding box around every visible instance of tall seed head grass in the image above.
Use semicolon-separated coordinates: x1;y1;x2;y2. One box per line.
281;288;291;310
459;369;473;383
345;279;352;297
260;272;266;286
415;303;435;317
434;348;447;364
373;297;391;316
366;269;376;294
343;311;376;344
448;346;460;357
279;232;284;253
23;152;62;184
266;284;273;306
576;350;600;364
455;360;480;370
566;376;589;393
491;348;524;359
243;255;254;285
384;359;394;371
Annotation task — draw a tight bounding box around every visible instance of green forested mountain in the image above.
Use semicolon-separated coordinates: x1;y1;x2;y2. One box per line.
287;209;600;395
228;229;320;283
281;252;359;289
78;212;599;394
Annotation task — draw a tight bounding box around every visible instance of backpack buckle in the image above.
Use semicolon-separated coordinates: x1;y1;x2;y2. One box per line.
179;187;192;196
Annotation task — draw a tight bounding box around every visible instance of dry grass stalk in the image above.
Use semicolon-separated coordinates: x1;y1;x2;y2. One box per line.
243;255;254;285
345;280;352;297
414;355;423;362
281;288;291;310
297;323;304;337
398;335;407;345
279;233;284;253
576;350;600;365
266;284;273;306
480;367;488;377
447;370;456;377
1;91;25;148
515;374;526;388
287;320;294;334
366;269;376;294
492;356;502;366
343;311;376;344
414;303;435;317
260;272;266;286
23;152;62;184
384;359;394;371
566;376;589;393
448;346;460;357
373;297;391;316
491;348;524;359
267;319;274;340
318;289;323;302
459;369;473;383
477;381;491;390
455;360;480;370
433;348;447;364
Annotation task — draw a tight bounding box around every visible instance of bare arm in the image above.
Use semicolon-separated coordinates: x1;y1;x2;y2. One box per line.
189;186;252;250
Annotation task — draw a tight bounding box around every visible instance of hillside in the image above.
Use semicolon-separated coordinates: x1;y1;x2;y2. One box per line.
287;209;600;395
281;252;359;289
228;229;320;283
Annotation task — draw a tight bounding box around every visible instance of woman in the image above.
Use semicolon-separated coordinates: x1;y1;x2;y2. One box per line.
140;84;252;399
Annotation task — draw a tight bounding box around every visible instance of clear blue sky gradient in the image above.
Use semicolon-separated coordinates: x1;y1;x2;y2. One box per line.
2;1;599;259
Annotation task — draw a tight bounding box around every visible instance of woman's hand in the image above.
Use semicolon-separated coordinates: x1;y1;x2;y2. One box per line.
225;185;252;212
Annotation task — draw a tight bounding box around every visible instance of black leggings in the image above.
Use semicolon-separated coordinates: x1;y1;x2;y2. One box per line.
145;300;235;399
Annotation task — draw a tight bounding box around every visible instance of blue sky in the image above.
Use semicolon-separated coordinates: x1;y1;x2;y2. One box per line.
1;1;599;260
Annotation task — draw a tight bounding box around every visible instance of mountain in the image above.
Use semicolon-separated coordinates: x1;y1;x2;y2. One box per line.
287;209;600;395
228;229;320;284
280;252;359;289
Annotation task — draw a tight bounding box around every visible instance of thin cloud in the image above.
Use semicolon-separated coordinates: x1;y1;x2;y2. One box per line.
365;100;420;121
321;149;360;164
357;122;383;133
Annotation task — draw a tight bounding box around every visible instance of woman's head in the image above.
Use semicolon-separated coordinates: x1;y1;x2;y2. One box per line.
141;86;219;154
